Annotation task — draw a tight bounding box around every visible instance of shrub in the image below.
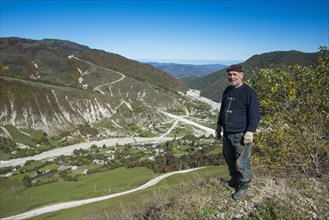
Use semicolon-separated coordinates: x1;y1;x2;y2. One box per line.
251;47;329;177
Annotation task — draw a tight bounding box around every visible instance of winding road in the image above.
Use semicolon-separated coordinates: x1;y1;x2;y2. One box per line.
93;69;126;95
1;167;203;220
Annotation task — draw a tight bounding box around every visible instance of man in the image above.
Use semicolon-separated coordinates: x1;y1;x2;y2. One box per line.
216;64;260;200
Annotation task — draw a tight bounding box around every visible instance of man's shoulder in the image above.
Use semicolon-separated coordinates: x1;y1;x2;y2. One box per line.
242;83;256;93
223;85;233;94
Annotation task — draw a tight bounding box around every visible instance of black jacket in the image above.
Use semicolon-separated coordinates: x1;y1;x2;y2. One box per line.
217;83;260;133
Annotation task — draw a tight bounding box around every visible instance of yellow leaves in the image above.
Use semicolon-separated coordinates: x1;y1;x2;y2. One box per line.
1;65;10;75
289;88;296;95
250;48;329;176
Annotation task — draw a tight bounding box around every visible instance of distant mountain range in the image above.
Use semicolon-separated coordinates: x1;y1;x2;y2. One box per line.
182;50;319;102
145;62;227;79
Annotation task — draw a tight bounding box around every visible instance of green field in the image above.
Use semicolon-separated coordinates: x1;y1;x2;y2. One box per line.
207;146;222;155
31;166;227;220
3;125;35;146
0;167;154;218
0;166;227;219
1;76;85;94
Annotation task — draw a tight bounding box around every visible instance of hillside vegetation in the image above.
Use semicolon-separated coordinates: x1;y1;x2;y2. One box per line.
182;50;319;102
0;37;186;93
94;169;328;220
27;166;328;220
0;37;191;148
251;47;329;177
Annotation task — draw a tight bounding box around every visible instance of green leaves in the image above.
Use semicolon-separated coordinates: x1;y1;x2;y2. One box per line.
251;47;329;177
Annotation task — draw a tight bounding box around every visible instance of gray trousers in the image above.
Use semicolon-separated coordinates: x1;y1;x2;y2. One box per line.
223;131;252;183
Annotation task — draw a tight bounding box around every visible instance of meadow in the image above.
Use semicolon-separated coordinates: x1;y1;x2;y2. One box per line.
30;166;226;220
0;167;155;218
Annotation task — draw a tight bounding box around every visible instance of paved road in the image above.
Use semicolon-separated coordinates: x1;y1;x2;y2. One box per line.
1;167;203;220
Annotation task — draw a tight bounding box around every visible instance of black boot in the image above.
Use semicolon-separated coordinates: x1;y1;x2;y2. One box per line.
220;177;238;188
232;182;249;200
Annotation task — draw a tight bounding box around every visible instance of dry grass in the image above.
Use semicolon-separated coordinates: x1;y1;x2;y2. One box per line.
81;168;329;220
83;169;329;219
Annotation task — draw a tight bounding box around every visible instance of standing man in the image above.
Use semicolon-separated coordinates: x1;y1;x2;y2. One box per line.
216;64;260;200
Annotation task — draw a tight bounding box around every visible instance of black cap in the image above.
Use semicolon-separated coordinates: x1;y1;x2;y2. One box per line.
226;64;244;73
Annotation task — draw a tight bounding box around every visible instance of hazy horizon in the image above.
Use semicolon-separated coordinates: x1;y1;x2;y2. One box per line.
137;58;242;65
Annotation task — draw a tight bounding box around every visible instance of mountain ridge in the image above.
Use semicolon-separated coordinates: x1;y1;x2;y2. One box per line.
0;37;187;93
145;62;227;79
181;50;319;102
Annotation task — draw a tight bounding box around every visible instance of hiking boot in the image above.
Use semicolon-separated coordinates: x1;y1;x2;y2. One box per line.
232;182;249;200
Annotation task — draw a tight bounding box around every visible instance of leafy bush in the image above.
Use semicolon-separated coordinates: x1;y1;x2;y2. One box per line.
252;47;329;177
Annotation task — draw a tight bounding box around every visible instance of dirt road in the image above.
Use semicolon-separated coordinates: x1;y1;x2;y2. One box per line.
2;167;203;220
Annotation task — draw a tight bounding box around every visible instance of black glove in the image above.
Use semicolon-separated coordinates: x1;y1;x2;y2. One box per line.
216;126;222;140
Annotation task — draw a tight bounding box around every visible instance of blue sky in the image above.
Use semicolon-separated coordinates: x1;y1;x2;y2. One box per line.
1;0;328;64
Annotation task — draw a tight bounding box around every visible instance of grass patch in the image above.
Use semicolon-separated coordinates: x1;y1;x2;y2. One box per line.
207;146;222;155
39;163;58;172
0;167;153;218
0;151;11;160
173;148;189;155
169;126;194;137
23;161;45;171
31;166;227;220
1;76;84;94
3;125;35;146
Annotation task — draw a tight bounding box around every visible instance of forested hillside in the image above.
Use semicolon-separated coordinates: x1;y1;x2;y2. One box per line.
182;50;319;102
0;37;187;93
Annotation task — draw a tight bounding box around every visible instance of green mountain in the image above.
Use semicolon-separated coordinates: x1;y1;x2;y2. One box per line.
182;50;319;102
0;37;186;93
0;37;188;139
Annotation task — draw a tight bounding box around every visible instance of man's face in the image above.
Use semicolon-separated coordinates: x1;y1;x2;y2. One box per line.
228;71;244;87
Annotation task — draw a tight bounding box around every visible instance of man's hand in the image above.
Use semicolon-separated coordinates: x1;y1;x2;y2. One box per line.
216;126;222;140
243;131;253;145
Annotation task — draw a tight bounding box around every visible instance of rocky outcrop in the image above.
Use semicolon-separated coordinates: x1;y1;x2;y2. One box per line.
0;77;184;136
